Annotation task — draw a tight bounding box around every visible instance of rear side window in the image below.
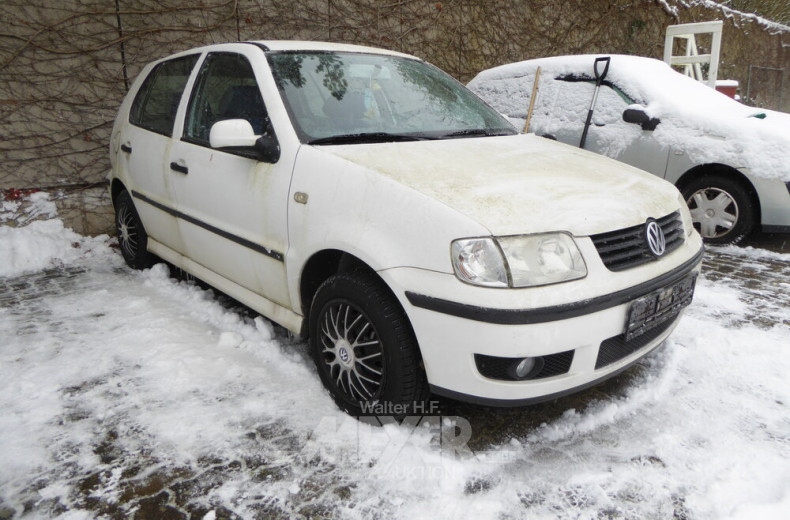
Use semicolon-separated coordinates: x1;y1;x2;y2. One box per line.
130;54;199;136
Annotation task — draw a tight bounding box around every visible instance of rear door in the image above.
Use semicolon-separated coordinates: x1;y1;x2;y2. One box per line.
120;54;199;252
167;48;293;307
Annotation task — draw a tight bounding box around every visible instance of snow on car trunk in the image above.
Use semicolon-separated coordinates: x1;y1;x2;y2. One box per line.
1;213;789;519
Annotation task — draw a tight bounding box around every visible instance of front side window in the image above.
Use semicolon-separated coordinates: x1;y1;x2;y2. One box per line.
267;52;516;143
184;53;269;145
130;54;198;136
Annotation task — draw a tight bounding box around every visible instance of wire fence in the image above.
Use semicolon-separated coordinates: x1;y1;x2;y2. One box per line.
1;0;787;226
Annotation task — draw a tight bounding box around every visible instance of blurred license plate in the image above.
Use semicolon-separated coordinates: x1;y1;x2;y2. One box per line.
625;274;697;341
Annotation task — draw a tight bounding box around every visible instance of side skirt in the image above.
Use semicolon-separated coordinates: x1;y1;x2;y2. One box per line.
146;238;304;335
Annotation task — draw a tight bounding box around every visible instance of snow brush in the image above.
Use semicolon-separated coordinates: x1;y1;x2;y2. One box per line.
579;56;611;149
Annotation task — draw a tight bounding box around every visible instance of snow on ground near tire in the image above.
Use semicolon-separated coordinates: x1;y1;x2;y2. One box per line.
1;219;789;519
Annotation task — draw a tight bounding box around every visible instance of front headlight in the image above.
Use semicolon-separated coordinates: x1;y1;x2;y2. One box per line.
451;233;587;288
677;193;694;237
451;238;508;288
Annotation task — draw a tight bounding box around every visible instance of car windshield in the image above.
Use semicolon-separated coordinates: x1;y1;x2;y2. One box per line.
267;51;516;144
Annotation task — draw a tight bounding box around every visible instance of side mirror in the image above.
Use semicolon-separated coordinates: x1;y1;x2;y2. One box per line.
209;119;257;148
209;119;280;163
622;108;660;131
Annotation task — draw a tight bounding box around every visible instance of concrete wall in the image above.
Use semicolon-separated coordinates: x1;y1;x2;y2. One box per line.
1;0;787;234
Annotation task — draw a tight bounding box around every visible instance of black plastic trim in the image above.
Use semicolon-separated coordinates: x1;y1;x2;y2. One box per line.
179;135;262;161
244;42;270;52
406;245;704;325
130;190;284;262
762;225;790;234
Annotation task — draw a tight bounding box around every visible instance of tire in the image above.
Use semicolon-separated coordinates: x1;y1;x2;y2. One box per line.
681;175;756;245
309;271;428;418
114;190;155;269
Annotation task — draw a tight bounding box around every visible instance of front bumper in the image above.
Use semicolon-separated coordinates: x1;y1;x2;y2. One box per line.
381;240;704;405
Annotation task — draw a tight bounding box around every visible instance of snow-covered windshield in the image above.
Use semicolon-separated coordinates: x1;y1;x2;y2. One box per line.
268;52;516;144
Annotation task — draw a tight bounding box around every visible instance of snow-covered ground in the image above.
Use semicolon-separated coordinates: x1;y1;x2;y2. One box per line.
1;210;789;519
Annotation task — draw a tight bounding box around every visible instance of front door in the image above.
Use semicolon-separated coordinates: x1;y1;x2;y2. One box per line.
166;50;292;307
539;77;670;178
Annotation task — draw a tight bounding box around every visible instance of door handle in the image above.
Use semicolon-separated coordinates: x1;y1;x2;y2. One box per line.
170;161;188;174
120;143;132;154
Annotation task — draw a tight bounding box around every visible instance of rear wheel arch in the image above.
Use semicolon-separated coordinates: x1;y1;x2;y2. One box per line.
110;179;127;208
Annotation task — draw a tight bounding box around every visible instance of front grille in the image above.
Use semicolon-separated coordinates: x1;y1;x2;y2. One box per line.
595;317;676;370
475;350;574;381
591;212;684;271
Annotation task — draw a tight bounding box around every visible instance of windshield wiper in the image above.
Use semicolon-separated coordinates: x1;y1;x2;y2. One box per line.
307;132;432;145
439;128;516;139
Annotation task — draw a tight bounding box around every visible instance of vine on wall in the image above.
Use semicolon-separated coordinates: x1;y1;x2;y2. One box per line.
1;0;787;193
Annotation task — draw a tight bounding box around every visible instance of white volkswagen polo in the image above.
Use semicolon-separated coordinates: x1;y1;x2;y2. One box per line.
109;41;704;417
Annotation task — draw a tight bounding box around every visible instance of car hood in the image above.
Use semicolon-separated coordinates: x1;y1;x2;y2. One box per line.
320;134;681;236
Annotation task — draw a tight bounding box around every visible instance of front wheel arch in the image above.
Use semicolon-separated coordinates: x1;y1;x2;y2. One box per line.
676;164;761;244
675;164;761;222
298;250;378;333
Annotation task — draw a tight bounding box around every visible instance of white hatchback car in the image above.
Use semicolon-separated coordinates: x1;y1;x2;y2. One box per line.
109;41;703;417
468;55;790;245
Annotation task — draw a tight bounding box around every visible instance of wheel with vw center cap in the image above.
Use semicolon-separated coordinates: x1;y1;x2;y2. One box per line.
682;174;755;245
309;271;428;418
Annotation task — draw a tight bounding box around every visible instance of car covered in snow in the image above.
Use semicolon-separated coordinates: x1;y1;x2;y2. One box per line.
108;41;703;417
468;54;790;244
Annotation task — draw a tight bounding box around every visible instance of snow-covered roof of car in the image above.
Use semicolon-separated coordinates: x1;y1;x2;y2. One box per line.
471;54;758;119
469;54;790;182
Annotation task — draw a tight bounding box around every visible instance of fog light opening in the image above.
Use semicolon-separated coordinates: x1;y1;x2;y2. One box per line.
508;356;545;380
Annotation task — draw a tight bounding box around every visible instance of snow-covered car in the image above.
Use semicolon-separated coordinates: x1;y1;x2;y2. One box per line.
468;55;790;244
108;41;703;416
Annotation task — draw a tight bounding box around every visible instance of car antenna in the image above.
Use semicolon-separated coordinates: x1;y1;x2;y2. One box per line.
579;56;611;149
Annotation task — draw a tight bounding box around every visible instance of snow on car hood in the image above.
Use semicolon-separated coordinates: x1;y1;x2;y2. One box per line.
322;134;680;236
468;55;790;182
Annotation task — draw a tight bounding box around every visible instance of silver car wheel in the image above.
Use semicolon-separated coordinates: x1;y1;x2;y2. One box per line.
687;187;739;239
318;301;384;403
117;203;140;259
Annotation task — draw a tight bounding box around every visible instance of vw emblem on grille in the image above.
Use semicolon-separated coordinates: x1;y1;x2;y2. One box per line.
645;221;666;257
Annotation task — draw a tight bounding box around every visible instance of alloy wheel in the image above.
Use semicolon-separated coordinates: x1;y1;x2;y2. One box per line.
317;301;385;404
117;203;140;259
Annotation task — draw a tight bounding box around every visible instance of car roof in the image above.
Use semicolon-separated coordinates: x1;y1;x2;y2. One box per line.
252;40;418;59
474;54;661;80
156;40;419;63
